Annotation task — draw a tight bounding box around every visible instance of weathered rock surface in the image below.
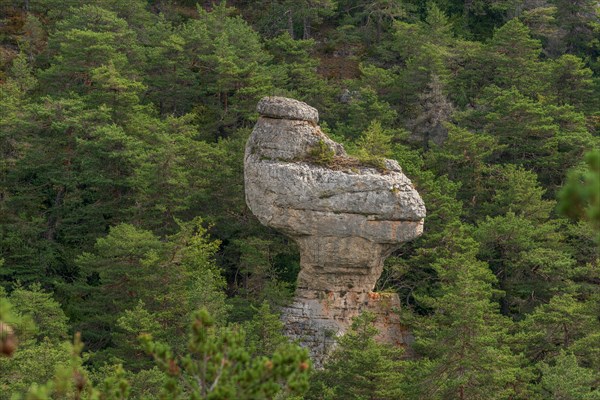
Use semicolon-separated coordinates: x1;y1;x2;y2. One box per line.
244;96;425;365
256;96;319;123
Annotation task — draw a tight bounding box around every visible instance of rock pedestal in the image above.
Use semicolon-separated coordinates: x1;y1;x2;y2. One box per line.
244;97;425;365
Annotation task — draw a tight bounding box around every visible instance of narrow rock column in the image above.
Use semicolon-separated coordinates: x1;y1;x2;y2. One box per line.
244;97;425;365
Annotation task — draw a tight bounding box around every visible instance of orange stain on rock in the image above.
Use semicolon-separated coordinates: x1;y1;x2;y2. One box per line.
368;292;381;301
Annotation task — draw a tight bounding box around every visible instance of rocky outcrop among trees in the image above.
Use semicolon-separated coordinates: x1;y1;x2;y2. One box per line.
245;97;425;364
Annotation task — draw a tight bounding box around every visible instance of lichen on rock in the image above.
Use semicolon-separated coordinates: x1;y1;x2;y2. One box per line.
244;96;426;366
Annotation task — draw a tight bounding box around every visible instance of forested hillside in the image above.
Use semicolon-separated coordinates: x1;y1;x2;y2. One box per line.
0;0;599;398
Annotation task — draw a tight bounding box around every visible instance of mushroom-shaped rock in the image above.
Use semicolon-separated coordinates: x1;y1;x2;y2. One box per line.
244;97;425;365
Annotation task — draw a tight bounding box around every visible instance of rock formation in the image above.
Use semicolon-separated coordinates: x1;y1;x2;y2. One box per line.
244;97;425;365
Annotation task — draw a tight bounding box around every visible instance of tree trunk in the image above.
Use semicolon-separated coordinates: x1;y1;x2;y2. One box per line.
45;186;65;241
499;269;510;315
463;0;473;27
303;15;310;39
287;9;294;39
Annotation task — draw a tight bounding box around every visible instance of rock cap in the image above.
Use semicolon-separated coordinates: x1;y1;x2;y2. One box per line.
257;96;319;123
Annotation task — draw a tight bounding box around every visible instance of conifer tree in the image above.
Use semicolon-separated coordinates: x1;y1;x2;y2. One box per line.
470;86;594;189
408;227;524;400
547;54;595;110
307;312;406;400
558;150;600;234
487;19;545;97
180;3;275;135
243;301;288;358
0;287;71;398
515;293;600;367
69;218;225;363
141;309;310;399
475;212;574;315
40;5;144;98
426;123;500;213
538;351;600;400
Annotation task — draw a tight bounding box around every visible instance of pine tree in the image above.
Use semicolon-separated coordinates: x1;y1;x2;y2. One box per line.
426;123;500;215
307;312;406;400
0;96;139;285
537;351;600;400
68;218;225;363
482;164;555;222
558;150;600;235
0;287;71;398
40;5;144;98
354;119;393;165
8;284;69;342
475;212;574;315
180;3;275;135
487;19;545;97
515;293;600;364
265;33;331;108
408;227;524;400
547;54;595;110
334;87;397;140
470;86;594;189
553;0;599;57
141;309;310;399
243;301;288;358
360;0;410;41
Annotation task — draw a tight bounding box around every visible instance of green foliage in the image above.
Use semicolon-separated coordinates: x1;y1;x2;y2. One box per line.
115;301;162;370
2;340;75;399
141;308;310;399
0;290;71;399
180;3;275;133
69;218;226;366
463;86;594;189
348;120;393;169
482;164;555;222
558;150;600;235
0;95;139;285
475;212;574;315
243;302;288;358
407;229;524;399
307;312;405;400
538;351;600;400
515;293;600;364
427;123;501;214
3;302;307;399
487;19;544;97
547;54;596;110
40;5;143;97
0;290;32;360
265;33;330;106
9;284;69;342
333;87;397;140
307;139;335;166
355;120;392;158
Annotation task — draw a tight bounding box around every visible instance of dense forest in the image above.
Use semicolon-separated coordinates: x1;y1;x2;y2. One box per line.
0;0;599;398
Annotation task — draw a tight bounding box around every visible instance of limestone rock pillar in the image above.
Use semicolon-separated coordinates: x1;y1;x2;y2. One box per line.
244;97;425;365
